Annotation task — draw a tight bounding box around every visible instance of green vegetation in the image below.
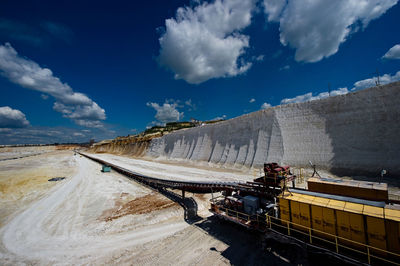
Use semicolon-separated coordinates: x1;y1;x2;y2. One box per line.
110;119;226;145
143;121;196;135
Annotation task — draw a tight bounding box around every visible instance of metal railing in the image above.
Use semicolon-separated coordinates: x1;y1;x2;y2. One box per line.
265;214;400;265
211;200;400;265
389;193;400;202
210;202;268;230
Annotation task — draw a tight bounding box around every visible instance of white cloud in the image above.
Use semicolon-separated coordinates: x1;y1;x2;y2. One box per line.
74;119;104;128
281;87;349;104
352;70;400;91
249;98;256;103
264;0;398;62
263;0;286;22
185;99;193;107
382;44;400;59
261;102;272;109
147;100;184;124
0;43;106;127
40;94;49;100
211;115;227;121
73;132;85;137
255;55;265;61
0;106;30;128
185;99;197;111
158;0;256;84
53;102;105;121
279;70;400;105
279;65;290;71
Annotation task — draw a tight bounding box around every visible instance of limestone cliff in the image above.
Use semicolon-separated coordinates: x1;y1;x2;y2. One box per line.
146;82;400;176
93;82;400;176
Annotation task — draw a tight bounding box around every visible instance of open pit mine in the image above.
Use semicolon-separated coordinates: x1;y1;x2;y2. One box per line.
1;81;400;265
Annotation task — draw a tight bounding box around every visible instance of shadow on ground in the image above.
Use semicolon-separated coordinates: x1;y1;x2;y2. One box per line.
156;188;201;223
194;216;290;266
158;189;363;265
154;187;289;265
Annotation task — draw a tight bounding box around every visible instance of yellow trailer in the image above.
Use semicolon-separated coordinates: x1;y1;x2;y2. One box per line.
385;206;400;253
278;189;400;255
310;196;336;240
364;205;387;251
307;177;388;202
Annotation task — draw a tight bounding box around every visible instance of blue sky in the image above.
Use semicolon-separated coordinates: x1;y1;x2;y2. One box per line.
0;0;399;144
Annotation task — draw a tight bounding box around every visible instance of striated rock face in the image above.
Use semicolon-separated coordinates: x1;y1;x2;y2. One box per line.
146;82;400;176
91;141;150;157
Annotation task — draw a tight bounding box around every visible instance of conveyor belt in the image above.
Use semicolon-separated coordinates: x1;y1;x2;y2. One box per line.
79;152;280;195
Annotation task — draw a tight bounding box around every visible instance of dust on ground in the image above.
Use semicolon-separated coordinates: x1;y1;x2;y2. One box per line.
101;193;178;221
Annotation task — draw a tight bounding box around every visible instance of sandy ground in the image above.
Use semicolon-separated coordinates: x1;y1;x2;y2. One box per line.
0;146;56;161
0;148;287;265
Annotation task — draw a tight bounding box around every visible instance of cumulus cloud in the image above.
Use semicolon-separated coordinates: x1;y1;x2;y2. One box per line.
53;102;105;123
249;98;256;103
0;106;30;128
264;0;398;62
261;102;272;109
146;100;184;124
0;43;106;127
382;44;400;59
281;87;349;104
352;70;400;91
158;0;256;84
263;0;287;22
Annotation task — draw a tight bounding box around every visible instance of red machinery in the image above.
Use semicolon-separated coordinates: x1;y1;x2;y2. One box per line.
253;162;294;187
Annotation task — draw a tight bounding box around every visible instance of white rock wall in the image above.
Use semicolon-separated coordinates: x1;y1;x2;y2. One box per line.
147;82;400;176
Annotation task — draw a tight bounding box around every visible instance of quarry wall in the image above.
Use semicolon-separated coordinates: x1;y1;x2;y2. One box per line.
91;141;150;157
146;82;400;176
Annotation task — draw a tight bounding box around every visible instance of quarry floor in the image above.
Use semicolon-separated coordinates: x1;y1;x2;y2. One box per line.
0;147;288;265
